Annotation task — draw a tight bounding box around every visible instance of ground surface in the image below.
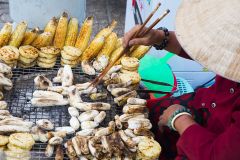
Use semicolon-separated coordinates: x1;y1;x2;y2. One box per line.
0;0;126;36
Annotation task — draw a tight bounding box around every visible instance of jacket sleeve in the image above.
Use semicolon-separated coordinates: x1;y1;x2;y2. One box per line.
177;110;240;160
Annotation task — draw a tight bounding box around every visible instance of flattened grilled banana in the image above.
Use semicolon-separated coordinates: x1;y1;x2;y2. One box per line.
81;60;96;76
34;75;52;90
94;111;106;124
69;116;80;131
68;86;82;106
73;102;111;111
76;129;94;137
119;113;145;123
33;90;63;100
36;119;54;131
31;98;69;107
90;92;107;101
107;80;132;92
128;118;152;130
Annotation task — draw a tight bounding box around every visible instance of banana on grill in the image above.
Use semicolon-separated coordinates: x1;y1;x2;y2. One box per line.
75;16;93;52
65;17;79;46
31;32;52;48
22;27;39;45
54;12;68;49
93;32;118;71
130;45;151;59
8;21;27;47
0;22;12;47
44;17;58;45
80;36;105;61
95;20;117;38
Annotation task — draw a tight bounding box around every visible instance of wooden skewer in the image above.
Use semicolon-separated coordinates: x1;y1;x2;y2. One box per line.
132;2;161;39
89;8;170;89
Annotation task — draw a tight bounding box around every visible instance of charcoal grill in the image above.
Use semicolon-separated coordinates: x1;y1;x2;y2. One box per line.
4;59;122;159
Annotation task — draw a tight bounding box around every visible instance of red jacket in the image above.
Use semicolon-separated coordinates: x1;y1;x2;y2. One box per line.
176;50;240;160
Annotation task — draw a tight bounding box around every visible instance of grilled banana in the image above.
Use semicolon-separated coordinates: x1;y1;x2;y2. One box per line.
68;107;80;117
31;98;69;107
76;129;94;137
0;22;12;47
111;88;131;97
107;80;132;92
78;110;99;122
123;105;146;114
73;102;111;111
65;18;79;46
128;118;152;130
119;113;145;122
34;75;52;90
54;12;68;49
114;90;137;106
33;90;63;100
94;111;106;124
81;60;96;75
36;119;54;131
90;92;107;101
9;21;27;47
68;86;82;106
69;116;80;130
81;121;99;130
55;126;75;135
127;98;147;105
62;65;73;87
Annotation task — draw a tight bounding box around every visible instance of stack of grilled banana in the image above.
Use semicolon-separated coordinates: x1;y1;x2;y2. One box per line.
0;12;150;70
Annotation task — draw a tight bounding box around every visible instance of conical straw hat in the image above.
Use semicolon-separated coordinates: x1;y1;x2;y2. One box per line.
175;0;240;82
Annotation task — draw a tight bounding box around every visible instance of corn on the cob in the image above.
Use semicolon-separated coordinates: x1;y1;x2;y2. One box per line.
95;20;117;39
115;37;123;49
65;18;78;46
44;17;58;45
75;16;93;52
109;46;124;64
0;23;12;47
97;32;117;58
8;21;27;47
130;45;151;59
31;32;52;49
53;12;68;49
22;27;39;45
81;36;105;61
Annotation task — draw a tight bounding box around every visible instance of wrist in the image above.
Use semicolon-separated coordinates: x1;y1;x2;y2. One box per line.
154;29;165;45
175;115;196;135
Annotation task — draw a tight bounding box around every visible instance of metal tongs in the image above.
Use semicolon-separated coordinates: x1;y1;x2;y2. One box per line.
88;3;170;89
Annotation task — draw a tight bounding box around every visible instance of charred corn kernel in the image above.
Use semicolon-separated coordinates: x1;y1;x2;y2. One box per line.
130;45;151;59
54;12;68;49
109;46;124;64
22;27;39;45
115;37;123;49
75;16;93;52
65;17;78;46
9;21;27;47
81;36;105;61
95;20;117;38
98;32;117;58
0;23;12;47
44;17;58;45
31;32;52;49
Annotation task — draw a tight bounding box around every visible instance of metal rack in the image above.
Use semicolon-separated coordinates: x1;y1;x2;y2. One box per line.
4;60;122;159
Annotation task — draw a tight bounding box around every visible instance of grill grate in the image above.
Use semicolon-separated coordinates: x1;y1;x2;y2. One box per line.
4;59;122;159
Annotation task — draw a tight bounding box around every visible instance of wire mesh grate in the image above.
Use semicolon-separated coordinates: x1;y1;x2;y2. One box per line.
4;59;122;159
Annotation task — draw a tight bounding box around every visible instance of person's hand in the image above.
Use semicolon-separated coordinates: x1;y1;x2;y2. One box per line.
123;25;164;47
158;104;196;135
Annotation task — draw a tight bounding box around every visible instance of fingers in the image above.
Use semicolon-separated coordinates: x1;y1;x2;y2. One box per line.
128;37;150;46
123;25;141;48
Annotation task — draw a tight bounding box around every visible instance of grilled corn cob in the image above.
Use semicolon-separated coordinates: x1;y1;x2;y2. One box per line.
95;20;117;38
109;46;124;64
93;32;118;70
115;37;123;49
54;12;68;49
81;36;105;61
44;17;58;45
31;32;52;49
65;18;78;46
98;32;117;58
75;16;93;52
0;23;12;47
22;27;39;45
8;21;27;47
130;45;151;59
